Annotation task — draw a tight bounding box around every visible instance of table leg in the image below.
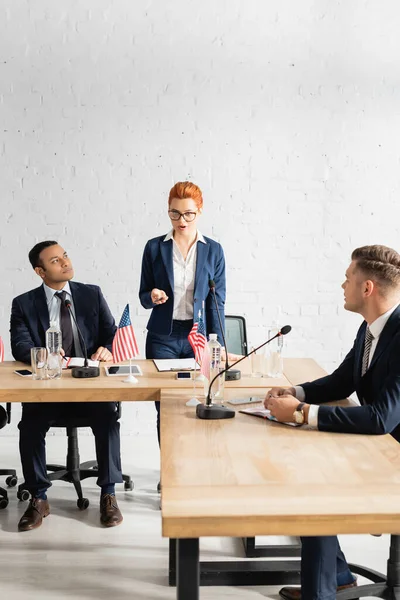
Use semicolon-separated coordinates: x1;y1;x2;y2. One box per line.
176;538;199;600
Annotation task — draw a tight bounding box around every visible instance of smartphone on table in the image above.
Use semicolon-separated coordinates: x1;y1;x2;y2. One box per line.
14;369;33;377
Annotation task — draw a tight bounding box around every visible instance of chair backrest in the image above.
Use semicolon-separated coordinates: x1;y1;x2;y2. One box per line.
225;315;248;356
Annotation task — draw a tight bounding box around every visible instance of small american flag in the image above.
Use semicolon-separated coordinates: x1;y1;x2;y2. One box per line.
188;314;210;379
0;337;4;362
112;305;139;363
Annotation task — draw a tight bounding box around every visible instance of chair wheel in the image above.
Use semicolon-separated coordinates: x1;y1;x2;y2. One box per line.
6;476;18;488
0;497;9;509
17;489;30;502
124;481;134;491
77;497;89;510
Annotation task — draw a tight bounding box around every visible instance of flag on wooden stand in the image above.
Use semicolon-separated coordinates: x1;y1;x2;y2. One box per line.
112;305;139;363
188;313;210;379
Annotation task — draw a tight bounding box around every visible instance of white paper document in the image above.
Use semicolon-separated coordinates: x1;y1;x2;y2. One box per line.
153;358;199;372
62;357;100;369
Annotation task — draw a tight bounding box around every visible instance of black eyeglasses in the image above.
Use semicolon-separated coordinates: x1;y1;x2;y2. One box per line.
168;210;198;222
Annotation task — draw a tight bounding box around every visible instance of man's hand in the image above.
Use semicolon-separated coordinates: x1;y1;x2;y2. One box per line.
266;386;296;399
91;346;113;362
151;288;169;305
264;394;301;423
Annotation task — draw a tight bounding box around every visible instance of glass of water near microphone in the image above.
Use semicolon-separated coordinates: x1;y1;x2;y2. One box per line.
18;322;64;380
31;322;63;380
250;322;284;378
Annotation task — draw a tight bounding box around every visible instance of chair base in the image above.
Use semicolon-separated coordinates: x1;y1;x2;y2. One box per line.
0;469;18;508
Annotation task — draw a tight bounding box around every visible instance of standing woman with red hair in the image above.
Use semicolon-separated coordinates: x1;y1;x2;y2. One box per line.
139;181;226;459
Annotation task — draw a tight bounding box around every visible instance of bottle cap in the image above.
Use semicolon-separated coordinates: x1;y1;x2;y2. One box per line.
209;333;217;341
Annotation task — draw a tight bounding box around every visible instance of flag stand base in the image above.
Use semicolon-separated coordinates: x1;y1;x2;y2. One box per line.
186;397;201;407
123;374;138;384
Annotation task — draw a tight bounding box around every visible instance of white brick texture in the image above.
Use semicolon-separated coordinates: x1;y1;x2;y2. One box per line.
1;1;400;436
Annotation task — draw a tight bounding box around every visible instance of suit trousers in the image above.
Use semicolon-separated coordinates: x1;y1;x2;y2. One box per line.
300;536;353;600
19;401;123;496
145;319;195;444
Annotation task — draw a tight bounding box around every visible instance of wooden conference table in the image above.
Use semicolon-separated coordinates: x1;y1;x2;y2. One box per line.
1;358;400;600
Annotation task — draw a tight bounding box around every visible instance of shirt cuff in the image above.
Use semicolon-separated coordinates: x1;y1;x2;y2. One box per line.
307;404;319;429
294;386;306;401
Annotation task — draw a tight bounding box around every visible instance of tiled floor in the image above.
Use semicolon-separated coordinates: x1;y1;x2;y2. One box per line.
0;434;391;599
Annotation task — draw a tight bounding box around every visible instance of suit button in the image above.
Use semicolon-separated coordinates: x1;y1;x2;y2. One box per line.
194;298;197;302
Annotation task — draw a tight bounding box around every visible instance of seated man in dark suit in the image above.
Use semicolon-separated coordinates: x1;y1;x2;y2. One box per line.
265;244;400;600
11;240;124;531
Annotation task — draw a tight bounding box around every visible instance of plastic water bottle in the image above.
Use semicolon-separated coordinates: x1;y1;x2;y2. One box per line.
46;322;62;379
208;333;224;403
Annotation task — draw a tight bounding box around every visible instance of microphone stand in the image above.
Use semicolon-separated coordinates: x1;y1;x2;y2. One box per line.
65;300;100;378
196;330;288;420
209;282;241;381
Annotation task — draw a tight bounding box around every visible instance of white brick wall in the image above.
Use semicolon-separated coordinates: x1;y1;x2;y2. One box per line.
1;1;400;437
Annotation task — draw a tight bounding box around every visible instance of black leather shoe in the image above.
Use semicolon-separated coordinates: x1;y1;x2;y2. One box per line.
18;498;50;532
100;494;123;527
279;578;357;600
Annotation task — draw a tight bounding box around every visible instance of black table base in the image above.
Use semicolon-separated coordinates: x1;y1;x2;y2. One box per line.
170;535;400;600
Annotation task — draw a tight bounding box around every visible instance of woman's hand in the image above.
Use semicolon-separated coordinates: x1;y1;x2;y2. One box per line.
151;288;169;305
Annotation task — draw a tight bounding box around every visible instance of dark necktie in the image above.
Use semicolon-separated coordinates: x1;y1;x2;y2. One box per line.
55;291;75;357
361;327;374;376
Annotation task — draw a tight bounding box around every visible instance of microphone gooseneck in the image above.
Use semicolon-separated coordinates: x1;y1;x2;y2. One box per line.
208;279;229;372
205;325;292;406
64;299;100;378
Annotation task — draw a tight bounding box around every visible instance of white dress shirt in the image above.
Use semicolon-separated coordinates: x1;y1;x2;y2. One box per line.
297;303;400;427
43;282;83;357
163;230;207;320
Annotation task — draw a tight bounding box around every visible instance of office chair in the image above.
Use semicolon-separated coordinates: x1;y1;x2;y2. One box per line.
17;402;133;509
0;404;18;509
225;315;248;356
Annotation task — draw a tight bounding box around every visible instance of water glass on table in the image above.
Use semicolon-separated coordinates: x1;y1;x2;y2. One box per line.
30;347;48;380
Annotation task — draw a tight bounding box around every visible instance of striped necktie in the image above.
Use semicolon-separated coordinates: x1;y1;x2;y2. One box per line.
361;327;374;376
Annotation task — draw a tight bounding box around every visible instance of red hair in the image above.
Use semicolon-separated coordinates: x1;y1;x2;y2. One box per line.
168;181;203;210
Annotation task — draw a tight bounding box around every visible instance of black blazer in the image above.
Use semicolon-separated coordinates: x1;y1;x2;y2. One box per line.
301;305;400;441
139;234;226;342
10;282;117;364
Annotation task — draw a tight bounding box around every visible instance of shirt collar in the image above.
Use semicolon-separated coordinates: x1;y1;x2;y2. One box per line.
43;281;72;304
369;302;400;339
163;230;206;244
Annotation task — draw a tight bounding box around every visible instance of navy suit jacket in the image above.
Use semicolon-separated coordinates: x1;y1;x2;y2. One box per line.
10;282;117;365
301;305;400;441
139;234;226;342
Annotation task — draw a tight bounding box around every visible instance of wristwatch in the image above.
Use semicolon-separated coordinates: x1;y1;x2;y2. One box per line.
293;402;306;425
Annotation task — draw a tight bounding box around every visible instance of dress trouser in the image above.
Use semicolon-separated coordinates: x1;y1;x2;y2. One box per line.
145;319;195;444
300;536;353;600
19;402;123;496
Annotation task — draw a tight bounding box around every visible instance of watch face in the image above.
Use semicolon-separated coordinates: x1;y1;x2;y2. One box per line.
294;410;304;424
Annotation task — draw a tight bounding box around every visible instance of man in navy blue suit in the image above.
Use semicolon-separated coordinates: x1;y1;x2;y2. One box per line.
265;244;400;600
10;241;123;531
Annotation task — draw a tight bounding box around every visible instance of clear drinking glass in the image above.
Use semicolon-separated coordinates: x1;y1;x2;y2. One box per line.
30;347;48;380
265;325;284;377
250;348;264;378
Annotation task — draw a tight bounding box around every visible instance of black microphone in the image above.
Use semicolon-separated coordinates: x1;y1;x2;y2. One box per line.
64;299;100;378
208;279;241;382
196;325;292;420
